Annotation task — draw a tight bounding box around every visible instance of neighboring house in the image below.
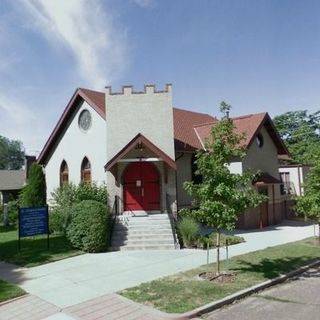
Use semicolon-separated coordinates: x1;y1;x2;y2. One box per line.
279;164;311;196
0;156;36;205
0;170;25;204
37;84;290;232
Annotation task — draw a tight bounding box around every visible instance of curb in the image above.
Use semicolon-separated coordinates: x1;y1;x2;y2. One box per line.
171;259;320;319
0;293;29;307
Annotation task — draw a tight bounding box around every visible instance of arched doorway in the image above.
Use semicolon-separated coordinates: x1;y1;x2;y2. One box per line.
123;162;160;211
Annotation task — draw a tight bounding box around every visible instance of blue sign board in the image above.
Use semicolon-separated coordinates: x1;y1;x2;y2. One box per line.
19;206;49;238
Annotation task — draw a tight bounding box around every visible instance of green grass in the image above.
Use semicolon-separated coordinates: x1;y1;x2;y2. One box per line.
0;279;25;303
120;238;320;313
0;225;82;267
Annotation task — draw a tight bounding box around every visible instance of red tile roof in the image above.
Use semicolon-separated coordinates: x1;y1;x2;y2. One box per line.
194;113;288;155
173;108;216;150
79;88;105;117
79;89;216;150
38;88;289;164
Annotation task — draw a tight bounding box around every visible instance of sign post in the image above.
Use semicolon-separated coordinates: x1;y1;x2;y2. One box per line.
18;206;49;250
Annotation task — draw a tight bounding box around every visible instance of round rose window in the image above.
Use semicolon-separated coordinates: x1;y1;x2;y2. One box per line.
78;110;92;131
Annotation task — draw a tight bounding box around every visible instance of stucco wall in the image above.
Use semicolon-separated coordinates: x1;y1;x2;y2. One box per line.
105;85;176;211
243;126;279;178
44;101;107;200
105;85;175;161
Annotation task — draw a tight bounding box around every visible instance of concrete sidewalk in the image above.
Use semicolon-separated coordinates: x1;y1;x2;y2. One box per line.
0;220;317;311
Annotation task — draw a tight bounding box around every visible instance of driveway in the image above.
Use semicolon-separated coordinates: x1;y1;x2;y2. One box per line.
0;220;316;308
205;265;320;320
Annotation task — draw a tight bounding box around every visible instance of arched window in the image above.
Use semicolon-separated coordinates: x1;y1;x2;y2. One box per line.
60;160;69;186
81;157;91;184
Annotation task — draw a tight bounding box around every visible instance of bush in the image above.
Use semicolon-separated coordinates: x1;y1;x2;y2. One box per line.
50;183;108;234
197;233;244;249
177;217;200;247
20;163;46;207
1;200;19;226
75;182;108;204
7;200;19;226
67;200;109;252
49;207;72;235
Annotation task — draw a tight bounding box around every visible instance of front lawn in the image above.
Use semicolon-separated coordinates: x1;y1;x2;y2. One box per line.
120;238;320;313
0;225;82;267
0;279;25;303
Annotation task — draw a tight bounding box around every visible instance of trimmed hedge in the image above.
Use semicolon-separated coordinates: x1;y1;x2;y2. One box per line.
67;200;109;252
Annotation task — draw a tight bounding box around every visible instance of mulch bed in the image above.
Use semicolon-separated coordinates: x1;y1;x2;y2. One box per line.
198;271;237;283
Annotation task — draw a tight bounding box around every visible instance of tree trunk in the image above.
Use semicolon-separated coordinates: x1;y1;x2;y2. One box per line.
216;231;221;275
318;222;320;243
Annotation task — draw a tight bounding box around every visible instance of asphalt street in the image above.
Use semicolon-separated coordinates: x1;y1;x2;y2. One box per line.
205;266;320;320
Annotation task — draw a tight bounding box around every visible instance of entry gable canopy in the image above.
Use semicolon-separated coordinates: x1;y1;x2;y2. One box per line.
104;133;177;172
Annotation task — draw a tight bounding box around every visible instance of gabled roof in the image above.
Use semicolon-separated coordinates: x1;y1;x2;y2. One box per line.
104;133;177;171
38;88;105;164
38;87;289;165
194;113;289;155
173;108;217;151
38;88;216;164
0;170;26;191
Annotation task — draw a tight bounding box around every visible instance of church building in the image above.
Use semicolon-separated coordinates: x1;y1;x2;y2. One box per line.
37;84;290;231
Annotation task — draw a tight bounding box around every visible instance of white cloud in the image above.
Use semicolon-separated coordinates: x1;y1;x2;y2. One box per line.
0;93;44;155
18;0;128;89
0;0;129;153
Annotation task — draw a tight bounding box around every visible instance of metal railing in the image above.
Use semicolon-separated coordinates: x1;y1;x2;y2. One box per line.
166;193;180;249
280;181;297;196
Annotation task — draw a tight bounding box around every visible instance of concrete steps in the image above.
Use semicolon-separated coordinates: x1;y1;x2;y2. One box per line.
110;213;177;251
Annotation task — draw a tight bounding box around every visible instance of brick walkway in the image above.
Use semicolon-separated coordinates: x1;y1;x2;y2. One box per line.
0;293;173;320
64;293;172;320
0;294;59;320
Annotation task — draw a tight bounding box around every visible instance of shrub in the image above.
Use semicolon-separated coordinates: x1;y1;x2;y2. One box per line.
7;200;19;226
51;183;77;209
75;182;108;204
20;163;46;207
49;207;72;235
197;233;244;249
50;183;108;234
177;217;200;247
67;200;109;252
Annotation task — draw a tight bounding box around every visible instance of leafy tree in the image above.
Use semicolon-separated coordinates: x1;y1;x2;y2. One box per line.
274;110;320;165
0;135;25;170
295;158;320;241
184;102;266;274
20;163;46;207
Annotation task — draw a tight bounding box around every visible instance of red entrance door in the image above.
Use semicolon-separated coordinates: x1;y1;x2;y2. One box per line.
123;162;160;211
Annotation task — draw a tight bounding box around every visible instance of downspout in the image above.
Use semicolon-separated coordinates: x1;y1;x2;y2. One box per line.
272;184;275;224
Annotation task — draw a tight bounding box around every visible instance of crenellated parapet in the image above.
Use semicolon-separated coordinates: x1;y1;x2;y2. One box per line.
105;84;172;95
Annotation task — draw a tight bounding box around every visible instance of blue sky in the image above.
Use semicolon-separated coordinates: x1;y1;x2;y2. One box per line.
1;0;320;154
